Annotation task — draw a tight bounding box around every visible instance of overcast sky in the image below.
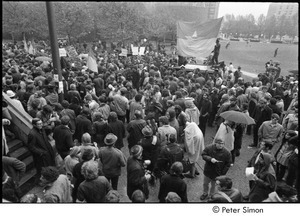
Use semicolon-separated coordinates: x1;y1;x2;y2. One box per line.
218;2;271;19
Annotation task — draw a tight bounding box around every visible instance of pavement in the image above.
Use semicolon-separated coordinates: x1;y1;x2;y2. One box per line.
23;123;284;203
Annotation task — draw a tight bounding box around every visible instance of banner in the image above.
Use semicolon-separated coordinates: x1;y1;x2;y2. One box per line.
177;17;223;60
87;48;98;73
119;48;128;57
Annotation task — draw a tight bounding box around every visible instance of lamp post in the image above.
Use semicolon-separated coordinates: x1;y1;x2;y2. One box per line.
46;2;64;102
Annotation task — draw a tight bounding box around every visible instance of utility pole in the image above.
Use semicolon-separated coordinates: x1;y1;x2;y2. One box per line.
46;2;64;102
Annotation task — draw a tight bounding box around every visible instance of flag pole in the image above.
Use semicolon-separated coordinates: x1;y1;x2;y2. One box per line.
46;2;64;102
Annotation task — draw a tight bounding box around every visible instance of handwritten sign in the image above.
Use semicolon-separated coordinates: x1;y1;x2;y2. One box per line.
59;48;67;57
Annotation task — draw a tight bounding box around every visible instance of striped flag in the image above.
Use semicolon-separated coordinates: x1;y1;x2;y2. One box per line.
177;17;223;60
87;48;98;73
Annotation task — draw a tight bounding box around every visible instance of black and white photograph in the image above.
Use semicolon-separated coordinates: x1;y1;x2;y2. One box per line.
2;1;299;215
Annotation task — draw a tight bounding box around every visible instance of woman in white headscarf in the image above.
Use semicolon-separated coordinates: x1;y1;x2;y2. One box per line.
184;122;205;178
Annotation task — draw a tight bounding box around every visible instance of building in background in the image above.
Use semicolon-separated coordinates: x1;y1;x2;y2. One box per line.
266;3;298;20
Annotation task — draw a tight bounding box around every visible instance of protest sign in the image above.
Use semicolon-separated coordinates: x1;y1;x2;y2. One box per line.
59;48;67;57
139;47;145;55
119;48;128;56
132;47;139;55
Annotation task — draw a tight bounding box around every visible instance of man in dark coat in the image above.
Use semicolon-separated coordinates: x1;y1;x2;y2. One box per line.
127;110;147;150
158;162;188;202
249;98;273;148
200;138;232;200
53;115;74;159
73;108;93;143
127;145;151;201
107;112;126;150
93;73;105;97
60;100;76;134
27;118;56;176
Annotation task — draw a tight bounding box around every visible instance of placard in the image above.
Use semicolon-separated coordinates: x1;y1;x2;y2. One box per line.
132;47;139;55
119;48;128;57
139;47;145;55
59;48;67;57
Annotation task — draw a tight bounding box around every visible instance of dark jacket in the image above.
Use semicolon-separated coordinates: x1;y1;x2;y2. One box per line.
107;120;125;149
253;105;272;126
74;114;93;143
202;144;232;180
60;108;76;133
92;120;108;147
127;119;147;149
27;127;56;173
53;125;74;159
158;173;188;202
126;156;148;200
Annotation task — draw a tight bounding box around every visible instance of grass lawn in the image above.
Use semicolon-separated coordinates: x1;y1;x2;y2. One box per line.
219;40;298;77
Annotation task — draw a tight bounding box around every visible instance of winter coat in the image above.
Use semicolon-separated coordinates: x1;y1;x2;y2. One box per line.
202;144;232;180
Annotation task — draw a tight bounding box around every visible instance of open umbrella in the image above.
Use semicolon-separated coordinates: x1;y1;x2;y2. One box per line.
35;56;52;62
220;110;255;125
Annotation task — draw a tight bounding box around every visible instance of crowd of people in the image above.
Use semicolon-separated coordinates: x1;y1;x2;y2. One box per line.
2;39;298;203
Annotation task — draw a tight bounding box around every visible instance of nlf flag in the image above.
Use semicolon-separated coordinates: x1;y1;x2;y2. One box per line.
87;48;98;73
177;17;223;60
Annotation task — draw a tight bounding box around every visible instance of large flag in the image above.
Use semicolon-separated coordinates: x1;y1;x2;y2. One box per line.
177;17;223;60
87;48;98;73
23;35;28;53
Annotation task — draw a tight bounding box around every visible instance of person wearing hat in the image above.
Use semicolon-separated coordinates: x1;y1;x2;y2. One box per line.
127;145;151;201
127;110;147;151
138;125;160;173
98;133;126;190
60;100;76;134
40;166;72;203
5;90;26;113
285;135;298;192
258;113;284;145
